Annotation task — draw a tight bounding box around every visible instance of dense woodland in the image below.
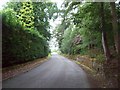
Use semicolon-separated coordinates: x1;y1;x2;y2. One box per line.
54;2;120;63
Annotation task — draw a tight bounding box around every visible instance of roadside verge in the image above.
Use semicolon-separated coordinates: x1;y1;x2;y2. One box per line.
62;54;111;88
2;56;51;81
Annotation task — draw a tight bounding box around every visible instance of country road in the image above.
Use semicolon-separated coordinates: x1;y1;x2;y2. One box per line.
3;53;90;88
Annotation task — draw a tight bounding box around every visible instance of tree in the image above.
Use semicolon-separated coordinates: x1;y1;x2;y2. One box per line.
110;2;120;54
55;2;117;61
100;2;111;61
32;2;58;40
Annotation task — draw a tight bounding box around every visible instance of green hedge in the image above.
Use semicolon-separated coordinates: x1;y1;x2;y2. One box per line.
2;9;49;67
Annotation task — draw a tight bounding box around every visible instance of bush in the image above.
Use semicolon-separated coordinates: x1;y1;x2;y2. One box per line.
2;8;49;67
96;54;105;63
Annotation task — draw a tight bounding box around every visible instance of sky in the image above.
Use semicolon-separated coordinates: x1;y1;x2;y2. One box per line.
0;0;9;10
49;17;62;51
48;0;63;52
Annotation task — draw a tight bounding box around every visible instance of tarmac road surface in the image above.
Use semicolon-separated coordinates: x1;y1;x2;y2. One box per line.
3;53;90;88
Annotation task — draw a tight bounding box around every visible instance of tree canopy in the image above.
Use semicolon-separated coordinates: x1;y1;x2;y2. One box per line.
54;2;120;62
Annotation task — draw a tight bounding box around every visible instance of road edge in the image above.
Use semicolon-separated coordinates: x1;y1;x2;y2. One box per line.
2;56;51;81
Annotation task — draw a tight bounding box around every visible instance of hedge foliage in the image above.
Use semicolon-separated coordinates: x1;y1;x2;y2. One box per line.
2;2;52;67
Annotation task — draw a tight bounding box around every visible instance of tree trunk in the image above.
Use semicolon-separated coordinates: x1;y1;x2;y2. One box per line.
110;2;120;54
100;2;111;61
